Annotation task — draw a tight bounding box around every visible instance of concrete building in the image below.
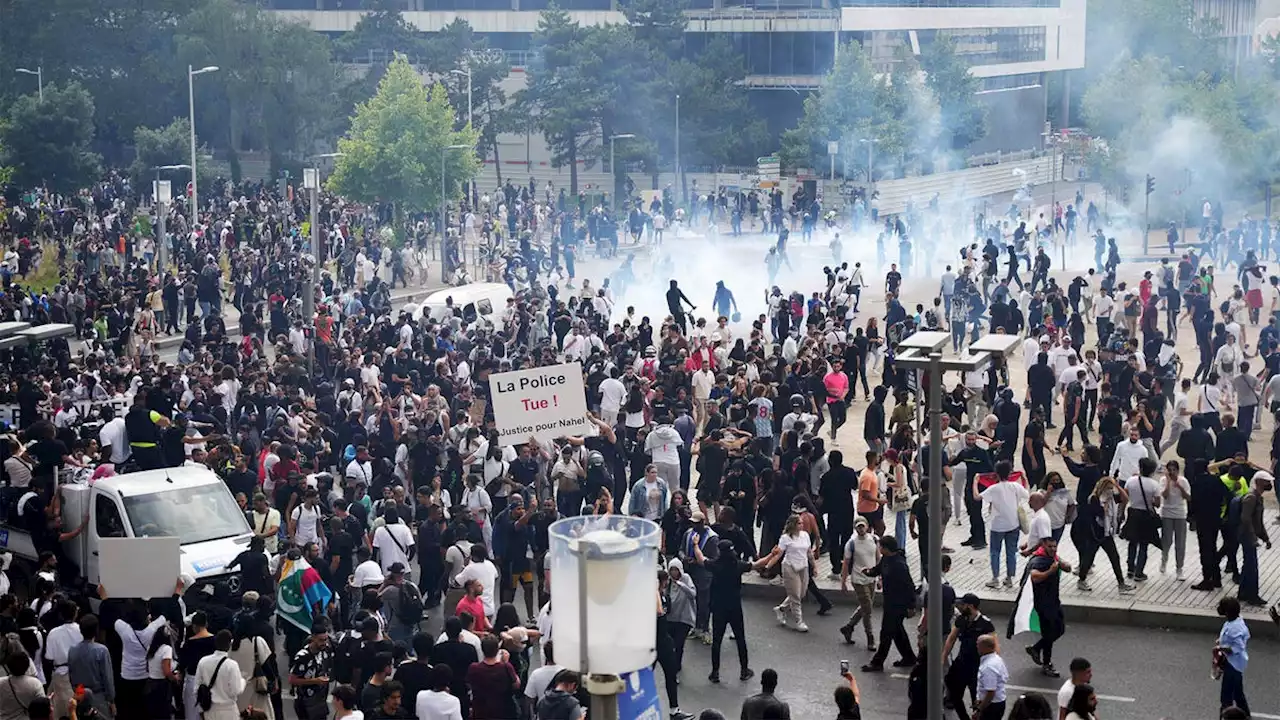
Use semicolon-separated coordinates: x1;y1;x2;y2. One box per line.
268;0;1085;182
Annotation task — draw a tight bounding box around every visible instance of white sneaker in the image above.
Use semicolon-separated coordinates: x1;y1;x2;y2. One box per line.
985;579;1001;589
774;606;787;625
794;622;810;632
1176;570;1186;581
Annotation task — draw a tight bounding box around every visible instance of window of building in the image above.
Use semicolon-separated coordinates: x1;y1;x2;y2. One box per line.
842;0;1058;7
979;72;1042;91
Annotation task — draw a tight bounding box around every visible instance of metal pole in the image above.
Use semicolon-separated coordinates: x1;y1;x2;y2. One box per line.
440;147;447;281
188;66;199;224
1143;179;1151;255
36;68;42;103
926;352;945;720
307;185;319;374
675;94;681;197
467;71;473;128
157;200;167;274
610;136;616;210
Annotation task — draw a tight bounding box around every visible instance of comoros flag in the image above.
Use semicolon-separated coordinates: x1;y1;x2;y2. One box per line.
276;557;334;632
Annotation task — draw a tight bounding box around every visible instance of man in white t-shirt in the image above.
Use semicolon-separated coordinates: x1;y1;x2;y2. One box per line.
1057;657;1093;719
976;463;1029;588
453;544;499;621
371;507;415;573
289;488;325;549
1022;492;1052;556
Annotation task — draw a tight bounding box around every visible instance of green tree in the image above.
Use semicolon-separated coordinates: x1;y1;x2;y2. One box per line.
421;20;517;184
127;119;218;190
327;55;479;231
665;38;767;169
520;7;605;194
919;37;986;152
0;83;101;193
781;42;904;179
176;0;339;177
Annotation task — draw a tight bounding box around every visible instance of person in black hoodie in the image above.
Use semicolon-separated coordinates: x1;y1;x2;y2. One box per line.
707;538;754;684
864;386;888;454
861;536;917;672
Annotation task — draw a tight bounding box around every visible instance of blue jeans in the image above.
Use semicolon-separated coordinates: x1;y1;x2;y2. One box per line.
1127;537;1149;575
895;510;909;552
989;529;1019;580
1240;542;1260;600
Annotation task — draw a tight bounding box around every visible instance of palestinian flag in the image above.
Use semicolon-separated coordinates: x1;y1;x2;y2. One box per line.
276;557;333;632
1007;565;1039;638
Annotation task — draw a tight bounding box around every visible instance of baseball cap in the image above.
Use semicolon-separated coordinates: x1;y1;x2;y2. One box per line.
387;562;407;575
854;516;868;528
690;511;706;523
956;592;981;607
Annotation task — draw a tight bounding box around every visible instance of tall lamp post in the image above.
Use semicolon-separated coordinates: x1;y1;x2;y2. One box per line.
860;137;878;192
451;68;473;127
549;514;661;720
151;165;190;274
609;133;635;210
893;332;1020;720
441;144;472;282
187;65;219;224
302;167;321;373
15;67;42;102
674;94;681;204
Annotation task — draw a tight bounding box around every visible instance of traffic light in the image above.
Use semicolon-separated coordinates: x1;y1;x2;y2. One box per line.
1146;174;1156;195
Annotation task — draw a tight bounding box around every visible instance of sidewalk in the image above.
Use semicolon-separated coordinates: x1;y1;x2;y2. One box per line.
740;509;1280;634
154;282;444;350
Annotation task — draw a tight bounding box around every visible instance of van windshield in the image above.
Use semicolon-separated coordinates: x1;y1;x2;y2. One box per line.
122;483;250;544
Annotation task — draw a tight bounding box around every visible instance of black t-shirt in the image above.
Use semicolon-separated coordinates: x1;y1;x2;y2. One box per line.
1028;553;1061;609
27;439;67;479
327;530;356;589
952;613;996;666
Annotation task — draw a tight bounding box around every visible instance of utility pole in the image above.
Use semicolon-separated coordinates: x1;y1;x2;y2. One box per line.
1144;174;1155;255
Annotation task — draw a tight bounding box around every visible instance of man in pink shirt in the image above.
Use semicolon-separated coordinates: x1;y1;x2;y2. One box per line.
823;359;851;440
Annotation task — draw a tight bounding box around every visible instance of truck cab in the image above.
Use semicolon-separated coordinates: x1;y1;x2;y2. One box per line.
1;466;254;595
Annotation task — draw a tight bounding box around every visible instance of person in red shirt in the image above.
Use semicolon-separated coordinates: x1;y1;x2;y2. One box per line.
823;359;851;440
456;579;489;633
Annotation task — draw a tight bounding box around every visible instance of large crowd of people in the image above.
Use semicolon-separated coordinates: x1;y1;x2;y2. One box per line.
0;170;1272;720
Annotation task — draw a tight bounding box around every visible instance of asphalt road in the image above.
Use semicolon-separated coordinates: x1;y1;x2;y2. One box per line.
272;591;1279;720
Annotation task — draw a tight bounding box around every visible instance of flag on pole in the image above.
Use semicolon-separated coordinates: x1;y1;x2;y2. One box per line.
276;556;333;632
1008;568;1040;638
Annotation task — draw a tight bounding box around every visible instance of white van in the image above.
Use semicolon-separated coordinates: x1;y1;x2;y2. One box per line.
409;282;512;329
0;466;254;596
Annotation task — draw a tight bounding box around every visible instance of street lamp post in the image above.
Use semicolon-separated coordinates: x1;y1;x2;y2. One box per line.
303;167;321;374
188;65;219;224
549;515;661;720
15;67;41;102
451;68;473;127
441;144;471;282
151;165;189;274
894;332;1020;720
675;94;681;204
154;180;172;274
609;133;635;211
860;138;878;192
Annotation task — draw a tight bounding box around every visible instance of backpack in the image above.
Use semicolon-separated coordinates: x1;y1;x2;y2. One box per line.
197;656;229;712
398;581;426;626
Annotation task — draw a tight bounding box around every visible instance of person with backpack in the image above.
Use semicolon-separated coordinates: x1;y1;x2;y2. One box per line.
194;629;244;720
377;563;424;648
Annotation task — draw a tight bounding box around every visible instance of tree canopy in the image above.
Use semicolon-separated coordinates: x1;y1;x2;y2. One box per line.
327;55;480;223
0;82;102;194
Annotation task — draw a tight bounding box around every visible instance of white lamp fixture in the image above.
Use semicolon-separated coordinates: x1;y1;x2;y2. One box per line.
154;180;172;205
549;515;660;675
302;168;319;191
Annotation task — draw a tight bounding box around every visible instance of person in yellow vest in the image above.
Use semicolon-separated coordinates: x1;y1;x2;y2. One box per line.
1207;455;1262;580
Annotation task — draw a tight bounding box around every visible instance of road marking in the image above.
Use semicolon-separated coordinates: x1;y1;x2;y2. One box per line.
1250;714;1280;720
887;674;1135;703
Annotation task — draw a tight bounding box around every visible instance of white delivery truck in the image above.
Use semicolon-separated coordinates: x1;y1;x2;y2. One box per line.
0;466;253;596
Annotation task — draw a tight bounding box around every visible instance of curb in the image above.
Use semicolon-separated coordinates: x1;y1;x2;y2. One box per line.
740;580;1277;635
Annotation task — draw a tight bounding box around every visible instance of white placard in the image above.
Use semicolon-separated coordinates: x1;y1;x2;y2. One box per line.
99;537;181;600
487;362;591;444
